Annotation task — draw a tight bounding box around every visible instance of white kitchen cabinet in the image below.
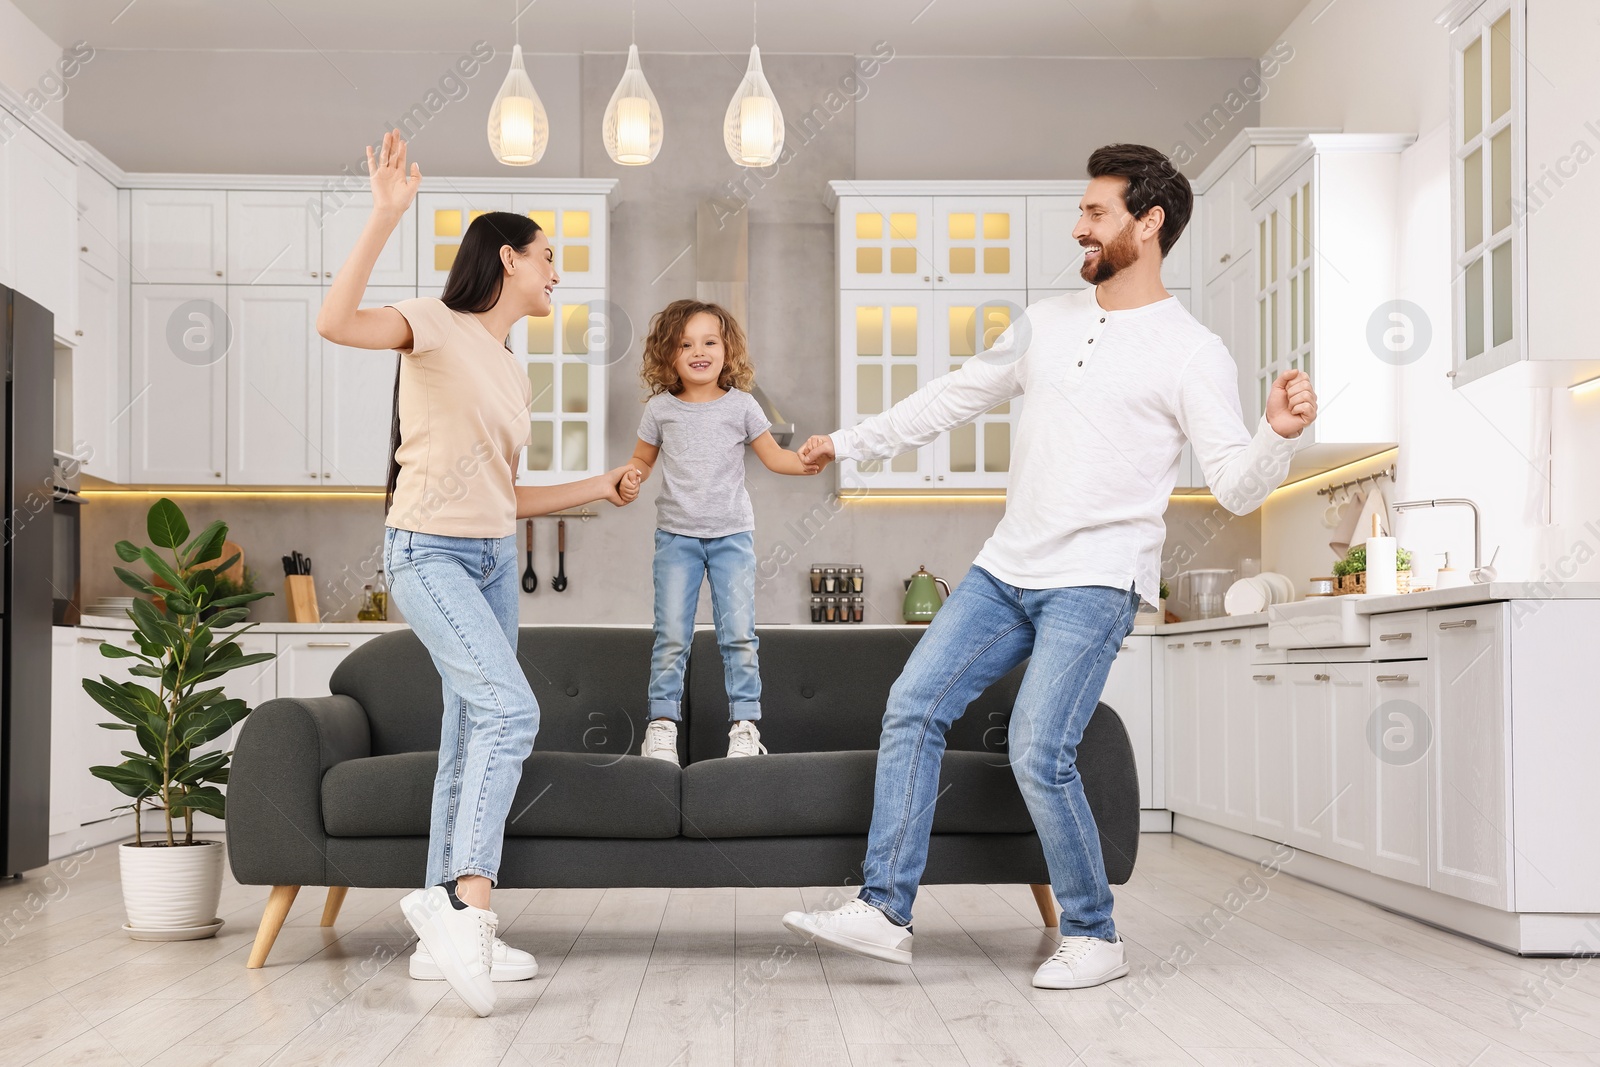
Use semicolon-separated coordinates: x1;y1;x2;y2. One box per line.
1428;602;1514;908
130;284;228;484
225;286;322;486
130;189;226;284
930;196;1027;290
836;195;937;289
1247;135;1413;467
1218;631;1258;833
218;632;279;754
1101;635;1154;808
71;259;127;482
1199;147;1259;286
8;125;78;341
508;287;609;483
1201;254;1258;434
51;629;90;835
321;286;410;487
76;163;119;279
1287;663;1360;859
1190;636;1227;822
1026;195;1084;290
1369;664;1431;886
514;194;608;289
416;192;514;288
321;193;415;287
1162;637;1196;815
69;628;147;827
932;291;1025;488
837;289;937;489
276;633;381;699
836;192;1028;291
227;191;323;285
1249;659;1291;838
1326;662;1373;869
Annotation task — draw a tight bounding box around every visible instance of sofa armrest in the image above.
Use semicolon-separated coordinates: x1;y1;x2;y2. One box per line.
226;694;372;887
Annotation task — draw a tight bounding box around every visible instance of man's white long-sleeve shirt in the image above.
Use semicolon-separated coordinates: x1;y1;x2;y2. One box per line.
830;287;1298;605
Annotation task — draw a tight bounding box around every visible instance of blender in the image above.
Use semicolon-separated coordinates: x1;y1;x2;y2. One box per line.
1177;568;1235;620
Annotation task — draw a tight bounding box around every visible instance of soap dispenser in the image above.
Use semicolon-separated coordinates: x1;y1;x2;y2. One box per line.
1435;551;1469;589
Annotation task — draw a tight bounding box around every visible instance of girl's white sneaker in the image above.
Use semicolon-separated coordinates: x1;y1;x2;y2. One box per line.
781;898;913;965
640;719;679;764
727;720;768;758
410;936;537;982
1031;935;1129;989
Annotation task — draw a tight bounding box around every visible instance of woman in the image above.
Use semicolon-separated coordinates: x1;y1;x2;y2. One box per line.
317;130;640;1018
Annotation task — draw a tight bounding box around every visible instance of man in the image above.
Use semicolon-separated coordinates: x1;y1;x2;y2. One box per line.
784;144;1317;990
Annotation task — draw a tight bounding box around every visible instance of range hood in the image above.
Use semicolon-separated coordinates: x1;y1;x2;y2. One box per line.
696;199;794;446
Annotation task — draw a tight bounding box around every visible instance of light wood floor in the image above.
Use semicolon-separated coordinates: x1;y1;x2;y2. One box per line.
3;833;1598;1066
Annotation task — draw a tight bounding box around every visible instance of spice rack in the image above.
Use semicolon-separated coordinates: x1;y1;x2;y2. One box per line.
808;564;865;624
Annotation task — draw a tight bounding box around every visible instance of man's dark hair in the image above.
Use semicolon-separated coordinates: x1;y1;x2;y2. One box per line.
1086;144;1193;258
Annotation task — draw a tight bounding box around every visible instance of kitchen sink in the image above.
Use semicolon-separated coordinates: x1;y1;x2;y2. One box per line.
1266;596;1373;648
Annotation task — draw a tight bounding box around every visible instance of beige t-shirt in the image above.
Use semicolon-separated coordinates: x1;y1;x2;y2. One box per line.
382;298;531;538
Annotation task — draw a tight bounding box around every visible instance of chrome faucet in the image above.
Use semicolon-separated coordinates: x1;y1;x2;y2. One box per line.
1390;498;1498;583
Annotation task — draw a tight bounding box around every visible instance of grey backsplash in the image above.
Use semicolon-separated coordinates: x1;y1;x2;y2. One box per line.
77;52;1259;628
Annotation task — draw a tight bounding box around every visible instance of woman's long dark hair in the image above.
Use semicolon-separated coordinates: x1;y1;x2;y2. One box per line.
385;211;543;516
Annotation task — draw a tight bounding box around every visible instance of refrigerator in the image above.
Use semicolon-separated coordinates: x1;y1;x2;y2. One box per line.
1;285;55;877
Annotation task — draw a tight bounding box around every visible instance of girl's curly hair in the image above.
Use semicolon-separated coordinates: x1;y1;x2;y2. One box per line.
640;300;755;397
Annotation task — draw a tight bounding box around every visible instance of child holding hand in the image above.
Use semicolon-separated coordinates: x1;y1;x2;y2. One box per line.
628;300;818;763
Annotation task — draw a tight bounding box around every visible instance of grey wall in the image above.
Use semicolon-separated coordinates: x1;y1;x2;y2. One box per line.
75;48;1263;628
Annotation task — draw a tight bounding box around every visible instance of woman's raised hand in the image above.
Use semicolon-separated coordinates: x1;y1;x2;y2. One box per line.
368;129;420;218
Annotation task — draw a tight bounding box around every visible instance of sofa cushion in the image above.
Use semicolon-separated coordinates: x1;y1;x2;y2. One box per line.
322;750;682;839
682;750;1035;838
686;627;1023;763
329;626;674;762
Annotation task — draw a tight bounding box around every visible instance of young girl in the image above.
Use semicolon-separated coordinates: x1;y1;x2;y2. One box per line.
316;130;640;1019
627;301;817;763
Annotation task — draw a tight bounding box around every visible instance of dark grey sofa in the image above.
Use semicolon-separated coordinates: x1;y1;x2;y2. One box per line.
228;625;1140;968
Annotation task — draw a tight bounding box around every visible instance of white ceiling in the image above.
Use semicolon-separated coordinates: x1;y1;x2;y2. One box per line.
16;0;1304;58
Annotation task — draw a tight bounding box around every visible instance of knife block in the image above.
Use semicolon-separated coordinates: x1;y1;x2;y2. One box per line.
284;574;321;623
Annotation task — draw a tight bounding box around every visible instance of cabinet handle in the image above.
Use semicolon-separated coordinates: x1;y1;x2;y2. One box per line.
1193;640;1212;647
922;275;930;282
1252;673;1276;682
323;471;332;478
936;275;945;282
80;245;89;252
1220;253;1232;263
305;641;351;648
1376;673;1410;683
309;473;319;479
1314;673;1331;681
1221;638;1241;646
213;471;222;478
215;270;223;277
324;271;332;278
77;635;109;644
1255;642;1270;650
1119;643;1129;651
1378;632;1412;642
74;329;84;336
1167;642;1185;649
1439;619;1478;630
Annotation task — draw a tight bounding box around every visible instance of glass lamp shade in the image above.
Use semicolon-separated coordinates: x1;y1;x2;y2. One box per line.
487;44;549;166
724;45;784;167
602;44;663;166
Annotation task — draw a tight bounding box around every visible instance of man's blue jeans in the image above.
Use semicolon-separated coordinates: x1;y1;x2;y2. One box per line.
648;529;762;722
858;566;1140;940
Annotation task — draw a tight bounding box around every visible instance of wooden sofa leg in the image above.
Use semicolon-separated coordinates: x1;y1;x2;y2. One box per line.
247;885;301;969
320;886;349;927
1029;883;1058;931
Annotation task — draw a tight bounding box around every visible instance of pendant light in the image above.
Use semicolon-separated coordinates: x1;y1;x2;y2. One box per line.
723;1;784;167
487;2;549;166
602;2;663;166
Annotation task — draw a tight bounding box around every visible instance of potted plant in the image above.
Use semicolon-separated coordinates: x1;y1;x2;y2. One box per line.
83;497;275;939
1332;544;1413;594
1159;578;1170;618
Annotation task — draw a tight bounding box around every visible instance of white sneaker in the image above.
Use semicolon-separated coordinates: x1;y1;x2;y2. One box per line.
410;936;537;982
641;719;679;764
727;720;768;758
1032;935;1129;989
400;886;497;1016
781;898;913;965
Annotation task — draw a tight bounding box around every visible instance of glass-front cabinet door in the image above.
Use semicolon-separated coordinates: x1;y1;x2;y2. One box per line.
836;197;935;289
1451;2;1521;385
933;292;1025;489
512;194;607;289
416;193;514;288
932;197;1028;290
510;288;608;484
837;291;935;489
1252;161;1314;433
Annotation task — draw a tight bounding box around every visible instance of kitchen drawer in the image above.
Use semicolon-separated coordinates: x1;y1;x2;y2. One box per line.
1249;627;1288;663
1367;609;1429;660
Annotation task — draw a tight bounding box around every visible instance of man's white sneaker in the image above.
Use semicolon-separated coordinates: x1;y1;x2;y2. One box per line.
410;936;537;982
1032;935;1129;989
641;719;679;764
781;898;913;965
727;720;768;758
400;886;497;1016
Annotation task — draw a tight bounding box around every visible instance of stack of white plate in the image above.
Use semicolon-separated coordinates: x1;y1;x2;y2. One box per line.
84;596;137;619
1224;572;1296;615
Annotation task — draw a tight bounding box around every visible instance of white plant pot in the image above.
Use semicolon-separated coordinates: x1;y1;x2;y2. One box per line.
119;839;224;935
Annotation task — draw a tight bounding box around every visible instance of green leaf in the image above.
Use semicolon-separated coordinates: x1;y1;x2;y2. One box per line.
181;520;228;569
174;698;248;749
163;591;196;616
99;722;135;731
147;497;189;550
115;566;156;595
171;786;226;819
114;539;143;563
199;606;250;629
173;685;226;719
207;591;273;610
208;552;242;578
173;750;229;785
96;641;142;660
128;663;165;679
82;677;148;726
189;652;276;686
139;546;188;603
128;597;179;649
90;762;159;799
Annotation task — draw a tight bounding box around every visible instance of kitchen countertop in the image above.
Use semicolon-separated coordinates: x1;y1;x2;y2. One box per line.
75;615;410;633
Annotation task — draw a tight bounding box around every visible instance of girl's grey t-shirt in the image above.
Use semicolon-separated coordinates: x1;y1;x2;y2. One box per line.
638;389;771;538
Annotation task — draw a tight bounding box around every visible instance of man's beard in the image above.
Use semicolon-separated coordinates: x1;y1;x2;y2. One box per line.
1079;218;1139;285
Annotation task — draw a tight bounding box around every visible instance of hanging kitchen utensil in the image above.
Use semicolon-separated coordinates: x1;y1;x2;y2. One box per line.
551;518;568;592
522;518;538;593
